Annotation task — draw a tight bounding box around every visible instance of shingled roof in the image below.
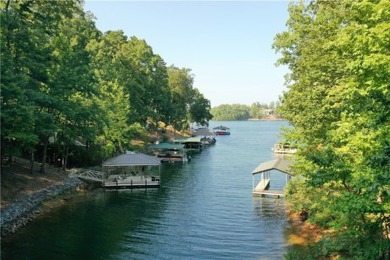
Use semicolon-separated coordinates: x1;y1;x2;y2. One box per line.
192;128;215;137
102;152;161;167
251;158;292;175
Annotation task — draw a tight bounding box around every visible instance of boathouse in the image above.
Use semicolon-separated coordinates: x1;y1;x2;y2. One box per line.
148;142;188;162
173;137;202;151
102;151;162;189
251;158;293;198
192;128;216;145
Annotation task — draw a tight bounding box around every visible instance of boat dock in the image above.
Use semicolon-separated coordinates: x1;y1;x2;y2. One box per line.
103;176;160;189
252;178;284;198
251;158;293;198
253;190;284;198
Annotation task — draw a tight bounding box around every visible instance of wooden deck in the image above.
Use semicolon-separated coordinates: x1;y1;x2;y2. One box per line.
254;179;270;191
253;190;284;198
103;181;160;189
253;179;284;198
103;176;160;189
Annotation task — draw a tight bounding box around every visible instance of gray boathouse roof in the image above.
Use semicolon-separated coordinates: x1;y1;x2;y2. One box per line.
148;142;185;150
103;152;161;167
192;128;215;137
252;158;292;175
173;137;202;143
213;125;229;130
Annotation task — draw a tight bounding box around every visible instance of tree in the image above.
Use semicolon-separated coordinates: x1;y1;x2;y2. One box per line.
166;66;213;129
167;66;194;130
119;37;171;125
1;0;83;172
211;104;250;121
1;1;45;165
189;88;213;126
274;0;390;258
87;30;133;156
0;2;37;163
1;0;213;168
87;31;175;157
249;102;266;119
49;7;102;170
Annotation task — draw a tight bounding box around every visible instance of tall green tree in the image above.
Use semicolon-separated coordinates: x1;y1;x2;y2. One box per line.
274;0;390;258
87;31;133;156
49;7;102;170
119;37;171;125
1;0;213;167
1;0;83;172
167;66;194;130
1;0;37;162
189;88;213;126
166;66;212;129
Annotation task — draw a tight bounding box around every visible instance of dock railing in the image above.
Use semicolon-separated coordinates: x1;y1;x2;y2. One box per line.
103;176;160;189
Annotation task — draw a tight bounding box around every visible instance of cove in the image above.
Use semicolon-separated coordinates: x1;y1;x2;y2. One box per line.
2;121;293;259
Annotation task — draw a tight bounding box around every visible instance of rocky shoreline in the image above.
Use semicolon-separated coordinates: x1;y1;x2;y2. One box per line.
1;177;87;238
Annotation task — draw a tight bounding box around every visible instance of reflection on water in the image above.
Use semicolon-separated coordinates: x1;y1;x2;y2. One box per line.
252;197;286;220
2;121;302;259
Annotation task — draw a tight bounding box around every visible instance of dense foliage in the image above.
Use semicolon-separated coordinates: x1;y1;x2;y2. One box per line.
273;0;390;258
211;102;280;121
0;0;212;169
167;66;213;131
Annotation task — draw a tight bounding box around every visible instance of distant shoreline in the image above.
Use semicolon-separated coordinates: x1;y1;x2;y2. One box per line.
248;117;285;121
212;117;286;121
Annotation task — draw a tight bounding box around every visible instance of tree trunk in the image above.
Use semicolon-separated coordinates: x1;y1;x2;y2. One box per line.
5;0;11;12
118;140;124;154
40;137;48;174
30;149;34;174
8;154;13;166
62;146;69;171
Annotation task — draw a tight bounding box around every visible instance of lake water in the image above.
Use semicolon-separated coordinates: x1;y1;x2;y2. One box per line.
2;121;293;259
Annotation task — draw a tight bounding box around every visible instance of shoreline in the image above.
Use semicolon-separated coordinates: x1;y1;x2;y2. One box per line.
212;118;286;121
0;176;88;238
285;212;322;246
247;118;285;121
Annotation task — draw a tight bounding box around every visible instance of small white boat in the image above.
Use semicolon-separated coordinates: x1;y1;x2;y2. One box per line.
272;143;297;154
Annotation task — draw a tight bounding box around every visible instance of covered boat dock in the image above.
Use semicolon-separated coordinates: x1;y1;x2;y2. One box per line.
148;142;188;162
213;125;230;135
173;137;202;151
251;158;292;198
192;128;216;145
102;152;162;189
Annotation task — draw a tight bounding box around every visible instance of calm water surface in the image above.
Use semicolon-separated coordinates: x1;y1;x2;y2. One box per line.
2;121;292;259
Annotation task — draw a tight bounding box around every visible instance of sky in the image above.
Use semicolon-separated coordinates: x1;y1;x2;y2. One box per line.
83;1;290;107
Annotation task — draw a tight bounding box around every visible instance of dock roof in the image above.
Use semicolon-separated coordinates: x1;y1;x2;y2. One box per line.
213;125;229;130
148;142;185;150
252;158;292;175
192;128;215;137
103;152;161;167
173;137;202;143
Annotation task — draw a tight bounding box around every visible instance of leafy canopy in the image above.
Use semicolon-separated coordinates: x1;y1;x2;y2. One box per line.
274;0;390;258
